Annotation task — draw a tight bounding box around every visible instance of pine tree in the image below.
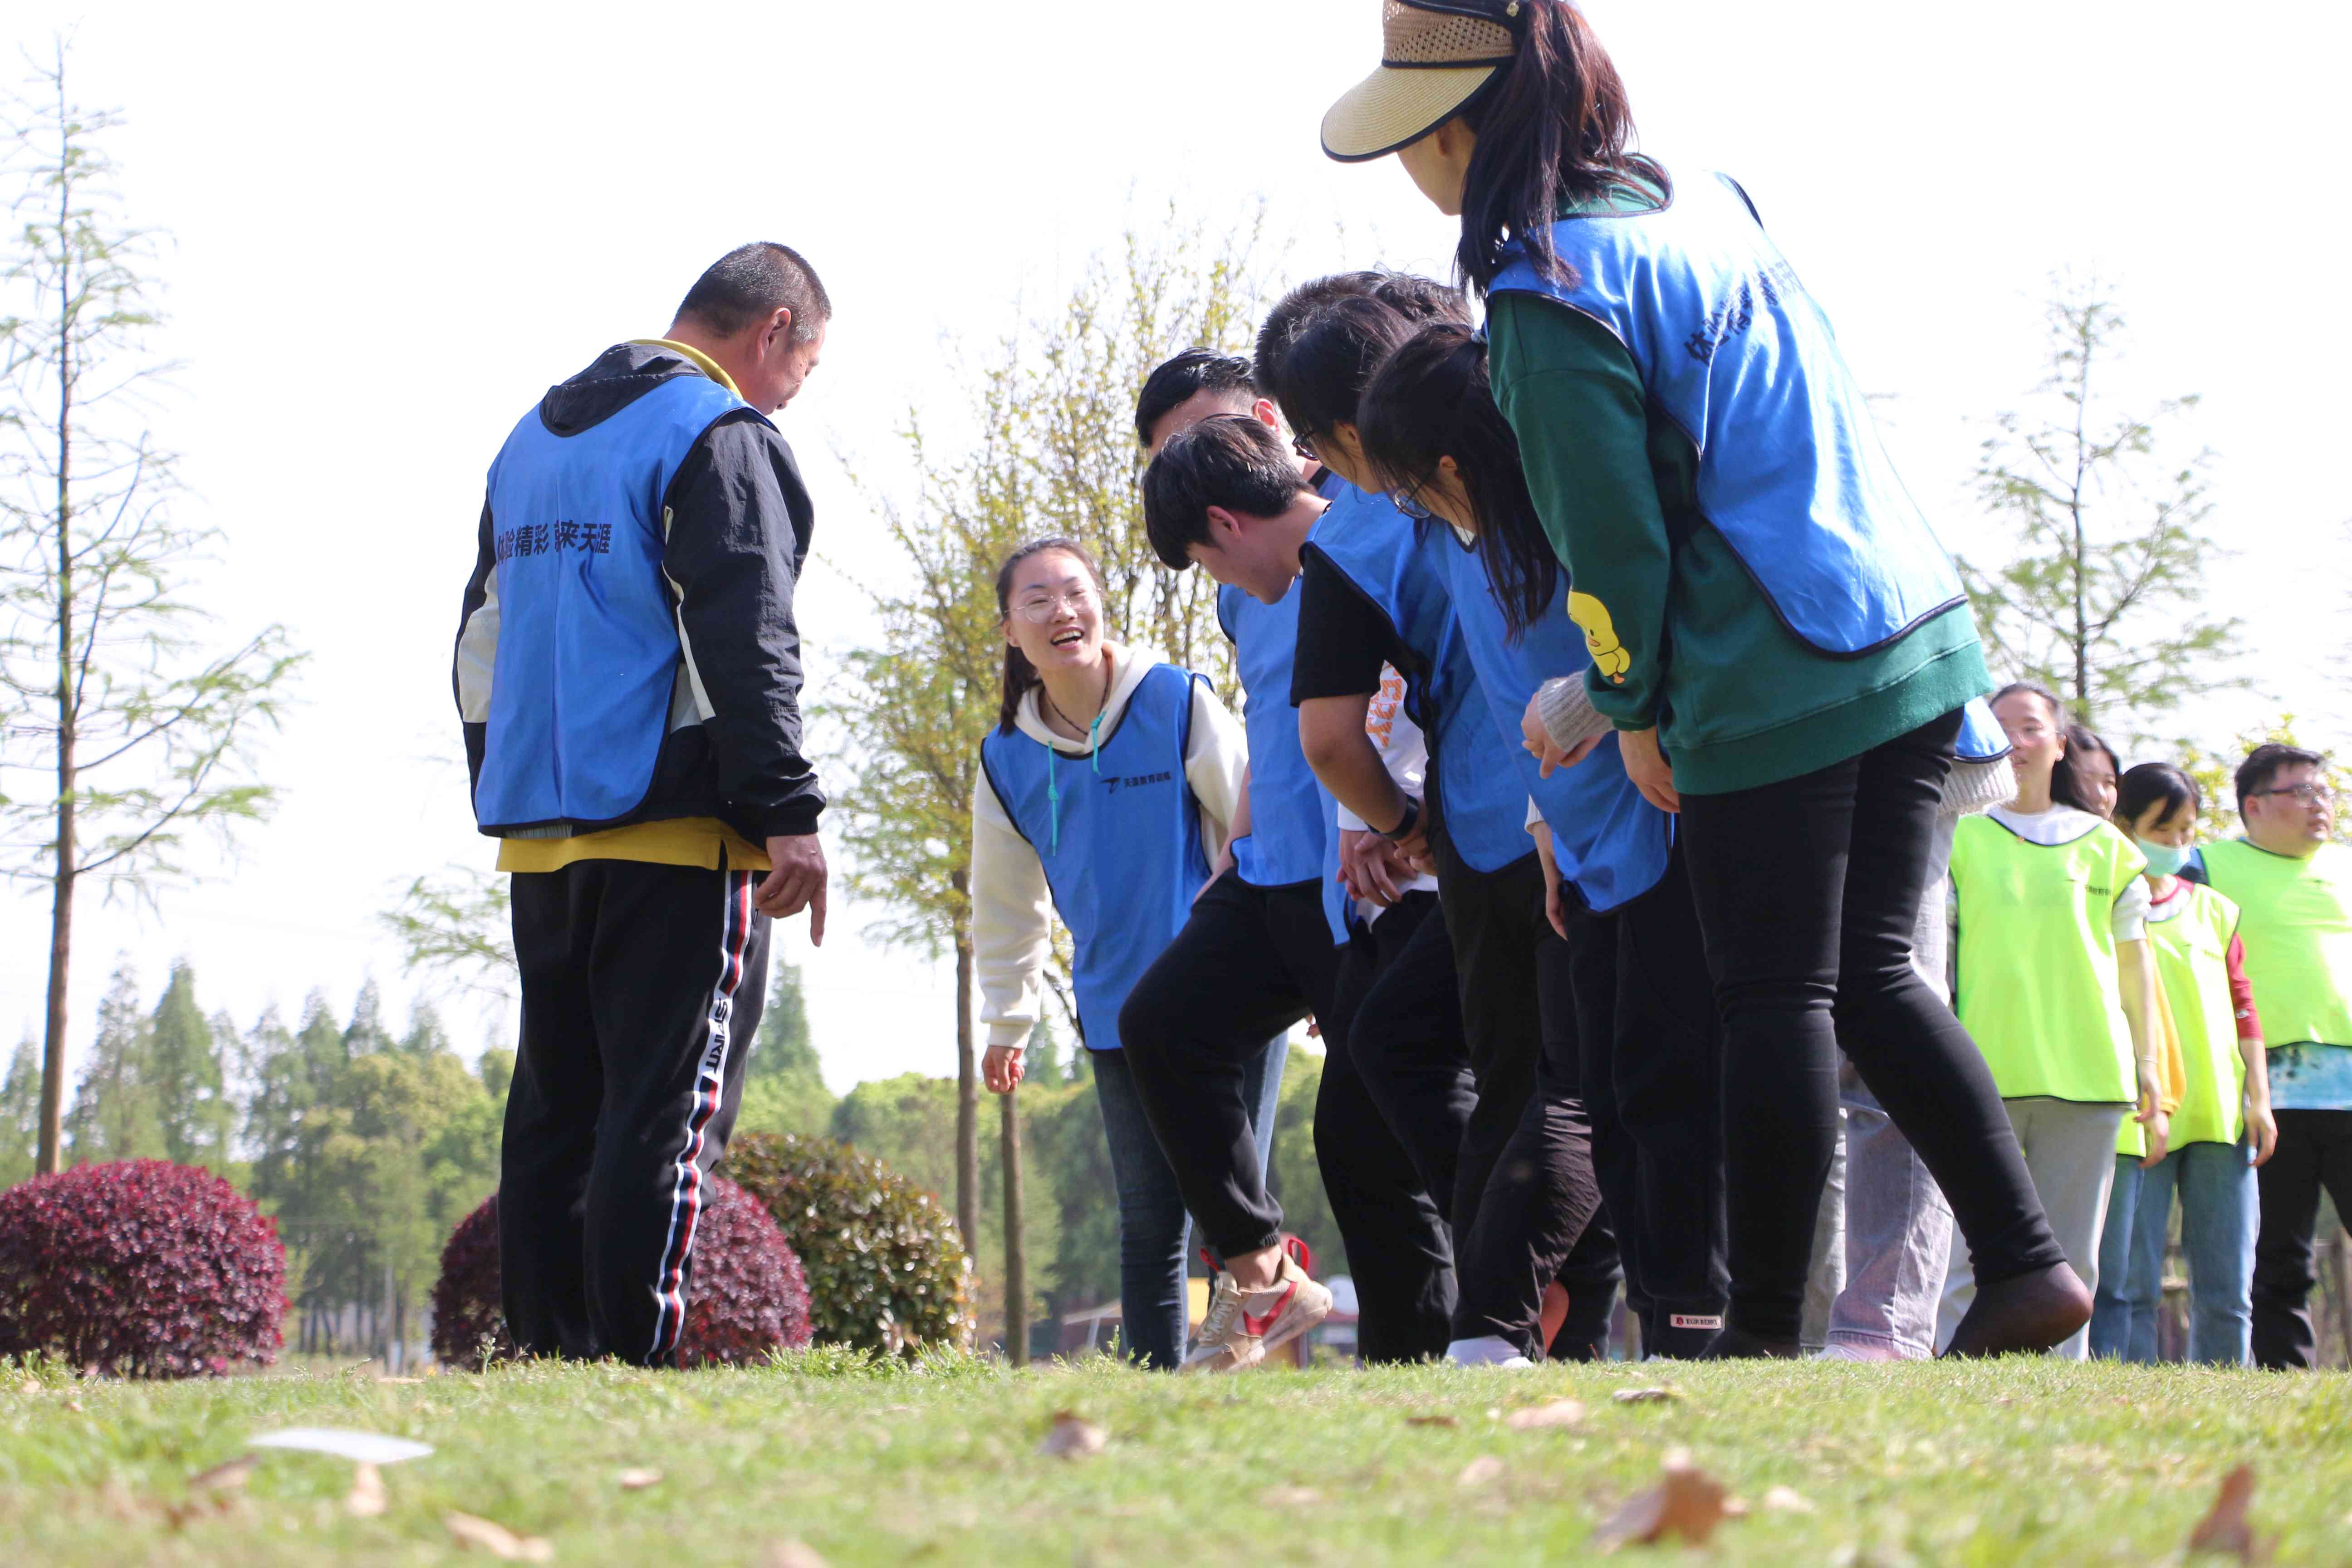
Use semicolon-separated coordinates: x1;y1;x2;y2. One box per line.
146;961;230;1169
735;961;836;1138
64;962;165;1163
0;1036;41;1187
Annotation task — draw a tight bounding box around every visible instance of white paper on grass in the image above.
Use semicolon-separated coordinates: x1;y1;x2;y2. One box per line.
250;1428;434;1464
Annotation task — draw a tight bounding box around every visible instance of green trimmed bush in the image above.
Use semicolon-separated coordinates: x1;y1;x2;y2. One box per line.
720;1131;972;1358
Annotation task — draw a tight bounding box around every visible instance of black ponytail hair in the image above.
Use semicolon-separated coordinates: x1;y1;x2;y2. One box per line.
1356;321;1558;640
1454;0;1667;294
2054;723;2121;818
994;537;1106;735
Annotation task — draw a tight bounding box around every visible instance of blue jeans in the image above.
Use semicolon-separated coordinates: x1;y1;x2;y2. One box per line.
1088;1037;1286;1370
2089;1140;2258;1365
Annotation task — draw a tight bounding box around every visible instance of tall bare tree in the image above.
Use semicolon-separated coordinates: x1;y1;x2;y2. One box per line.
0;47;299;1173
1958;277;2242;738
825;214;1276;1339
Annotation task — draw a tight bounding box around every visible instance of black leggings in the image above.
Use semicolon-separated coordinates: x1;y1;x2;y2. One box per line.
1678;709;2066;1343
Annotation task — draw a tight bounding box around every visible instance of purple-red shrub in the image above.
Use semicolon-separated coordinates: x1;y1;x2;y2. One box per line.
430;1177;812;1368
0;1160;287;1378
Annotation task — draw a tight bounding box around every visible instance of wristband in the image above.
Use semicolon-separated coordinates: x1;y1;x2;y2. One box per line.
1380;795;1423;843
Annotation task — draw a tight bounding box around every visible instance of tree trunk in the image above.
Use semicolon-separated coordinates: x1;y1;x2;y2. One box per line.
35;176;78;1179
1001;1088;1028;1367
954;936;980;1257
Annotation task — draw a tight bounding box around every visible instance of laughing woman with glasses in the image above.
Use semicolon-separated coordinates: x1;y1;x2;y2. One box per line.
1320;0;2086;1356
969;536;1257;1369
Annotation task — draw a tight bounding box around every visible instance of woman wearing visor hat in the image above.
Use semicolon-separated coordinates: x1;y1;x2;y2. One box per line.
1320;0;2088;1357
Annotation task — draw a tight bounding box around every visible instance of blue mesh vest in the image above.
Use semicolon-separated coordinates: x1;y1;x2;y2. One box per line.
1956;697;2008;762
977;663;1210;1053
474;373;748;831
1219;582;1332;891
1428;532;1671;910
1488;170;1966;657
1301;485;1533;876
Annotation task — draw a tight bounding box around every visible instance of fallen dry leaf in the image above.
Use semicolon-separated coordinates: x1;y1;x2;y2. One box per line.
1458;1455;1505;1488
2187;1465;2274;1563
1036;1411;1107;1459
616;1468;662;1491
1592;1448;1735;1550
1504;1398;1587;1431
1259;1485;1323;1508
758;1542;829;1568
1762;1484;1813;1514
1612;1387;1680;1405
188;1455;255;1493
64;1398;83;1412
445;1511;555;1561
345;1462;388;1517
16;1378;39;1394
1406;1414;1459;1428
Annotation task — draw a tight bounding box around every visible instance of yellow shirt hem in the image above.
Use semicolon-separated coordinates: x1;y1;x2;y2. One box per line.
495;818;770;874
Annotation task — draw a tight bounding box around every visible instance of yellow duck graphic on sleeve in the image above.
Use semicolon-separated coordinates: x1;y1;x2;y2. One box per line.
1568;590;1631;685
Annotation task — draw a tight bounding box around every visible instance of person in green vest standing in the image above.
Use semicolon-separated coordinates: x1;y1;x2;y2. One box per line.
2092;763;2276;1364
2200;742;2352;1369
1939;685;2166;1359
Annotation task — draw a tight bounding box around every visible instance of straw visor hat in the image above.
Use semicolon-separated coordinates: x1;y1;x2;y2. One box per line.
1321;0;1524;163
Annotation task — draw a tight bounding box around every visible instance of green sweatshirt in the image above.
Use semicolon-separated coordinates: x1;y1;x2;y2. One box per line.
1485;287;1990;796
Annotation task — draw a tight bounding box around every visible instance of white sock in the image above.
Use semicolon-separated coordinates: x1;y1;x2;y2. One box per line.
1446;1335;1526;1366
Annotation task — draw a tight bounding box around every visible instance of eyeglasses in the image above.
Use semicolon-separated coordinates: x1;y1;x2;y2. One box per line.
1009;587;1098;625
2251;782;2335;804
1291;431;1320;462
1390;484;1432;521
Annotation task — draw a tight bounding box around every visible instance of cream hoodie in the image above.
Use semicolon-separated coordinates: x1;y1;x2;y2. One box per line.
969;642;1248;1051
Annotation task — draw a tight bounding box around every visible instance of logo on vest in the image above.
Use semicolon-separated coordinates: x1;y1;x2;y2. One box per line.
496;519;614;563
1101;770;1174;796
1684;259;1802;364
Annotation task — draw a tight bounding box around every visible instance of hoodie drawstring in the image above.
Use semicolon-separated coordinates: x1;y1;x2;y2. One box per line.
1043;715;1105;854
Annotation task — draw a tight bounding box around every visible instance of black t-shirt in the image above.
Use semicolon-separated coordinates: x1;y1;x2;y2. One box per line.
1290;545;1417;705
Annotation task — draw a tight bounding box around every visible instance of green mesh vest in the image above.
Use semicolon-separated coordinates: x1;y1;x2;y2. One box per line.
1951;813;2145;1102
2201;839;2352;1049
2146;881;2247;1148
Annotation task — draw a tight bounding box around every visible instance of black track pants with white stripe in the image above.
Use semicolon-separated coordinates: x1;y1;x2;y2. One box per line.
501;858;769;1367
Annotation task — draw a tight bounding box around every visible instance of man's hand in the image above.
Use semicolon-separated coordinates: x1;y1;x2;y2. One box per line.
1338;827;1410;908
757;833;828;942
983;1044;1024;1095
2248;1096;2278;1167
1621;727;1680;813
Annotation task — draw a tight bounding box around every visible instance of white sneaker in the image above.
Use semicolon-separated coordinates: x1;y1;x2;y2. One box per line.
1446;1335;1534;1368
1181;1253;1333;1375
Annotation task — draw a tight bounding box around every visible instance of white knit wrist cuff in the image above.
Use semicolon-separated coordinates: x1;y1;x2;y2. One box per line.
1537;676;1616;755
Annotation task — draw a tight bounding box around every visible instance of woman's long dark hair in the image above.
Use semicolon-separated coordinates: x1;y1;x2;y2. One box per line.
995;537;1106;735
1455;0;1667;293
2055;722;2121;819
1357;321;1558;639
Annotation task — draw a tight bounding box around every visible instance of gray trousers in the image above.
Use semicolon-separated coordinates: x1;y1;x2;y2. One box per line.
1802;814;1960;1359
1937;1097;2128;1360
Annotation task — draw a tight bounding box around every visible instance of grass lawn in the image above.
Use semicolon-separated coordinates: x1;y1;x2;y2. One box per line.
3;1350;2348;1565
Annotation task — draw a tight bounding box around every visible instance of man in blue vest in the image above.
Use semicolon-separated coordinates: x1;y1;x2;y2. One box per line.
453;242;831;1367
1119;352;1455;1369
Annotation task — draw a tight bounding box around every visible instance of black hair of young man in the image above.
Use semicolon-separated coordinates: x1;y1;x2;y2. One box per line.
675;242;832;341
1253;271;1468;428
1133;349;1257;447
1141;414;1314;571
2237;742;2331;812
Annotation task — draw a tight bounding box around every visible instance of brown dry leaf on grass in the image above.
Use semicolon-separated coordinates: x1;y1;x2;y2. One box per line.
1406;1414;1459;1428
1592;1447;1737;1550
759;1543;830;1568
1612;1387;1680;1405
1504;1398;1586;1431
1259;1485;1323;1508
2187;1465;2275;1563
616;1468;662;1491
1762;1484;1813;1514
345;1462;388;1518
188;1455;255;1494
1037;1412;1107;1459
445;1510;556;1561
1458;1455;1506;1489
